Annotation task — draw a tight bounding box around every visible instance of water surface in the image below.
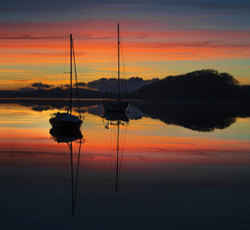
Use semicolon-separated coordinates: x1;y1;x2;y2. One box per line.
0;100;250;229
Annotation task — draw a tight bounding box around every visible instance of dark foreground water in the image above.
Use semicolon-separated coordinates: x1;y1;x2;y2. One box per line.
0;100;250;229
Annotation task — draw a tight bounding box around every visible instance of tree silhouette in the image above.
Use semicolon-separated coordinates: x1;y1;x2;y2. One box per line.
135;69;247;101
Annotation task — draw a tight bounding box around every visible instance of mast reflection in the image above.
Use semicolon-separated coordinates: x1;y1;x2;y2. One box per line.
50;127;84;215
102;112;129;193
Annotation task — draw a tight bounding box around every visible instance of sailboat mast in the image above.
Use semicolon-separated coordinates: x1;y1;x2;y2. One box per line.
72;42;82;119
116;120;120;193
68;141;74;215
70;34;73;114
117;23;121;103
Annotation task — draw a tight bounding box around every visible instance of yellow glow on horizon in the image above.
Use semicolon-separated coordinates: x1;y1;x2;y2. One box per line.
1;21;250;90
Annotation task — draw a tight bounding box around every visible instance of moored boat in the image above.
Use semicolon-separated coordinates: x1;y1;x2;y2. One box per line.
50;34;83;129
102;23;130;113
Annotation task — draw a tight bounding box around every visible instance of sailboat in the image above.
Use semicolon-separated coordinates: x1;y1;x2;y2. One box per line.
49;127;83;143
50;127;84;215
102;23;130;113
102;112;129;192
50;34;83;129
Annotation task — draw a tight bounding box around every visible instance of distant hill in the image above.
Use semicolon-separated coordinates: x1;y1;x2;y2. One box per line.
1;69;250;102
87;76;159;93
0;76;159;99
134;69;250;102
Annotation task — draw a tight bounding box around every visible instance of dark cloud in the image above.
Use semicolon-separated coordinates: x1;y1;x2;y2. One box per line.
87;77;159;92
30;82;53;89
0;34;106;40
0;35;68;40
31;105;52;112
74;82;87;88
19;86;33;92
19;82;54;91
64;84;70;89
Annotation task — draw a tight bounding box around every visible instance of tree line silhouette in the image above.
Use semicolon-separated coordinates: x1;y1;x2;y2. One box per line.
1;69;250;102
134;69;250;102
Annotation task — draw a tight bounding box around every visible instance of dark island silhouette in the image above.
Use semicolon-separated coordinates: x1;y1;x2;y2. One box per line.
1;69;250;102
0;76;158;99
1;69;250;132
133;69;250;102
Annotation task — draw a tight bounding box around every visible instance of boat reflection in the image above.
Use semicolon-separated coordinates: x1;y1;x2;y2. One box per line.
102;112;129;193
16;98;250;132
50;127;84;215
50;127;83;143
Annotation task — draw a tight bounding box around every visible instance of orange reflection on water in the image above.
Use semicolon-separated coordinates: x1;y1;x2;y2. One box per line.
1;104;250;173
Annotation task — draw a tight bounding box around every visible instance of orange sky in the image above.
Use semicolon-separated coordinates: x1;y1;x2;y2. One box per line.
1;13;250;90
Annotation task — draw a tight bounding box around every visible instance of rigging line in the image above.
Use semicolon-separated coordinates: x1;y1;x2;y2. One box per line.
104;121;113;172
120;42;128;96
117;120;124;179
73;139;83;214
110;123;116;173
117;23;121;103
121;122;127;151
109;141;115;174
112;27;119;99
104;30;117;100
70;35;73;114
68;141;75;216
119;122;127;174
110;122;117;174
115;120;120;193
59;144;71;205
72;40;82;120
61;36;68;88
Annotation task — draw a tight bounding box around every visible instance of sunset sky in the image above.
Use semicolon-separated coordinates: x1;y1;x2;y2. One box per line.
0;0;250;90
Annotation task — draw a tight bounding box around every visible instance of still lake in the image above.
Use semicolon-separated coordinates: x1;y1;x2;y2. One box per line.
0;99;250;230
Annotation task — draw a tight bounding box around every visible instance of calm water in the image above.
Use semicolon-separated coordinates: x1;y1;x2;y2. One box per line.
0;100;250;230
